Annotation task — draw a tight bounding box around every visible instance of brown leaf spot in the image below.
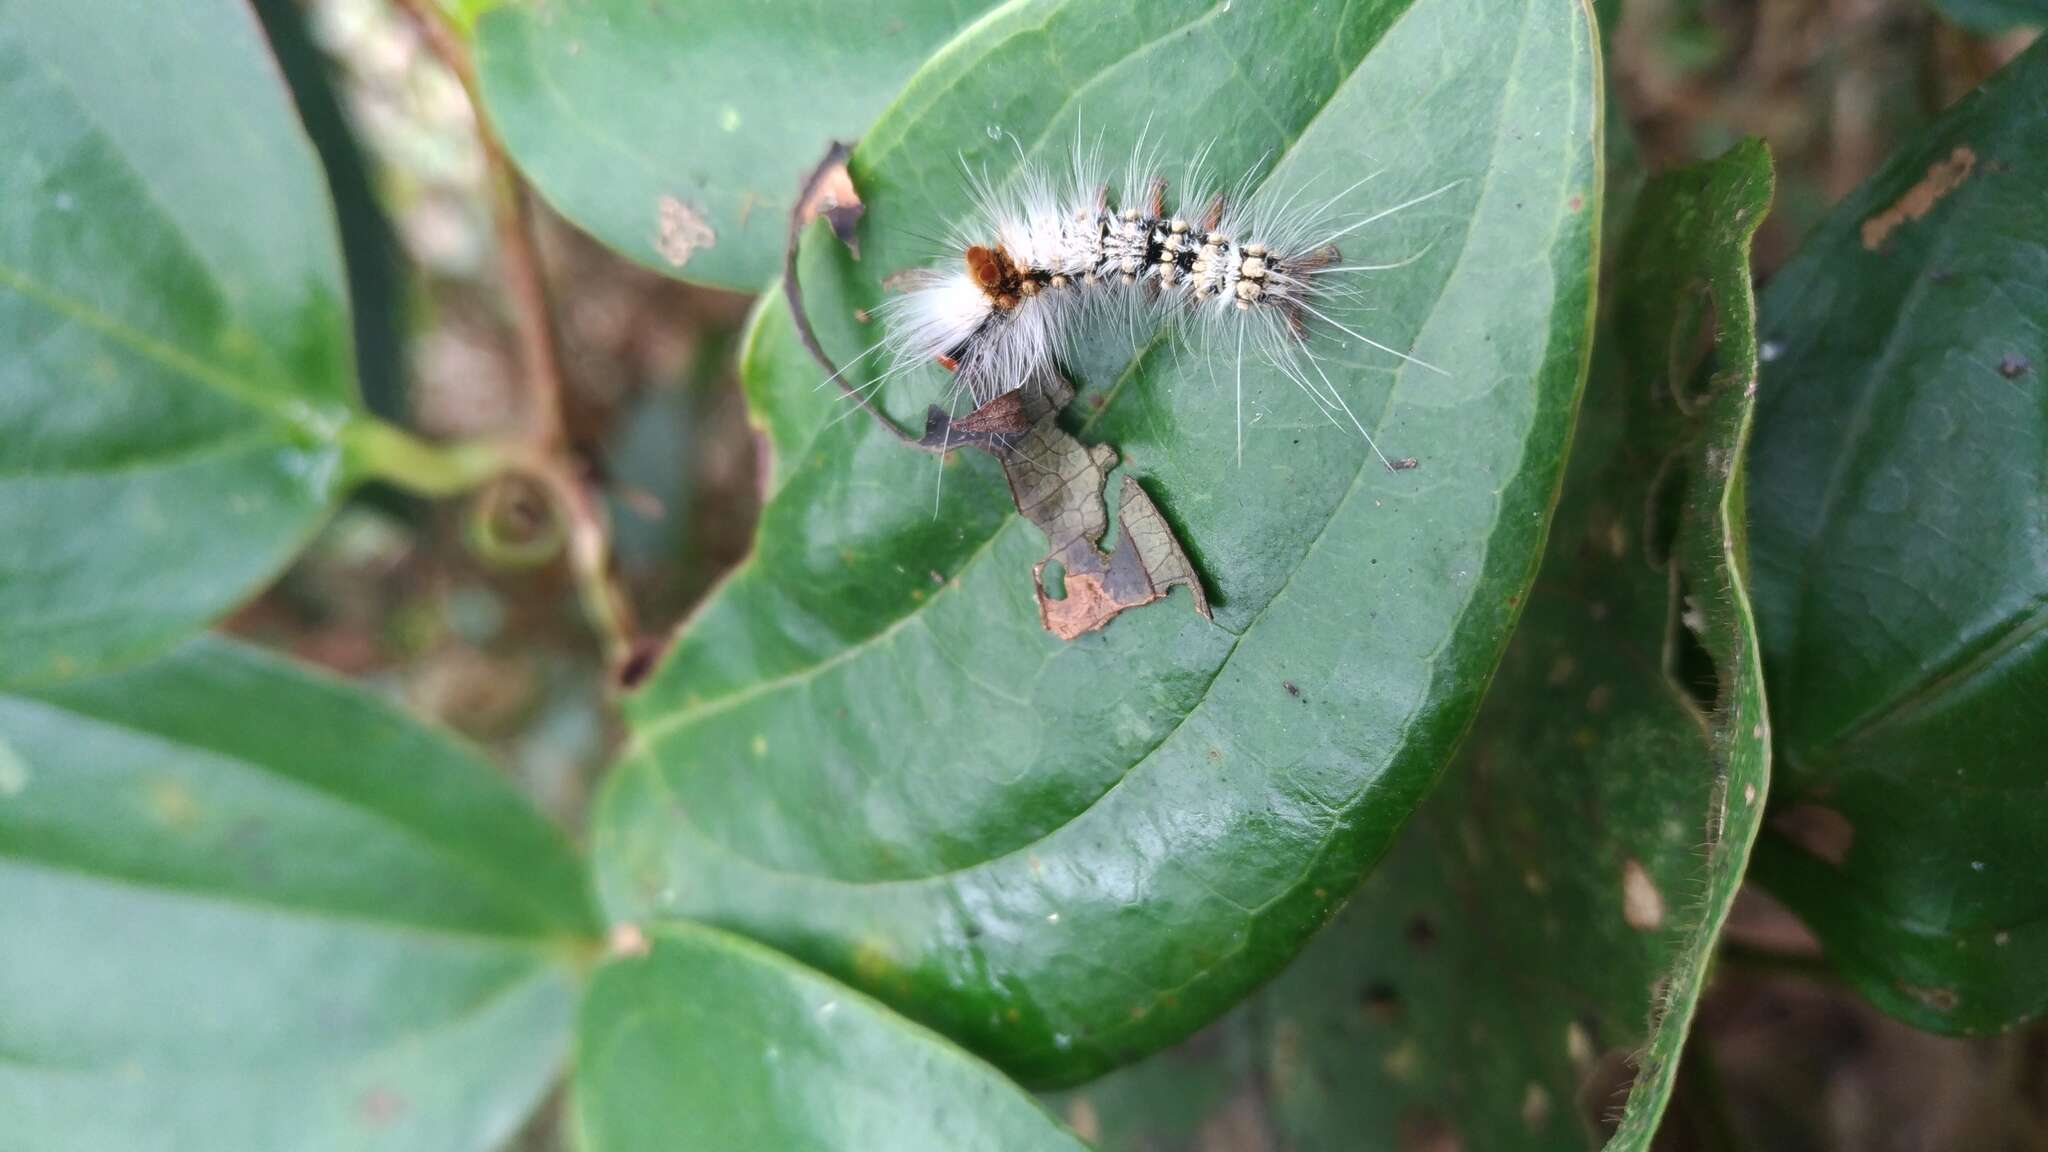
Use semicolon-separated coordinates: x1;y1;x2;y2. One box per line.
1037;570;1123;640
1860;146;1975;250
1065;1097;1102;1143
1998;353;2031;379
655;195;717;267
1397;1109;1461;1152
1897;981;1960;1013
1405;914;1438;950
794;145;864;255
1622;859;1665;930
615;635;668;691
606;922;650;958
357;1087;407;1128
1269;1016;1302;1089
1772;803;1854;866
1360;981;1402;1023
1196;1088;1275;1152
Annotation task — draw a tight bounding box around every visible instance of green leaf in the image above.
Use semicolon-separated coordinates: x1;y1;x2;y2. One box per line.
596;0;1601;1085
576;923;1088;1152
0;636;597;1152
470;0;996;291
1061;139;1775;1152
1746;39;2048;1036
1924;0;2046;34
0;0;469;688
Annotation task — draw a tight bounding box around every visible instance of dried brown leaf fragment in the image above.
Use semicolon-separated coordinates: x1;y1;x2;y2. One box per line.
923;380;1210;641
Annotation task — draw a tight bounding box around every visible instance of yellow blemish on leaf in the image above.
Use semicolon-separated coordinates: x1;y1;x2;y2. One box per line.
1381;1038;1420;1081
852;939;894;986
146;779;202;829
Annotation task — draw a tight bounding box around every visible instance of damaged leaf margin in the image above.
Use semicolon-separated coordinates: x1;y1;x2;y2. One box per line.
1603;137;1775;1148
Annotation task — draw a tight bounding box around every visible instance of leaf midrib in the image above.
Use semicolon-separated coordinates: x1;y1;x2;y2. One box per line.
0;953;566;1075
3;28;351;436
0;260;339;441
0;851;581;956
5;692;591;938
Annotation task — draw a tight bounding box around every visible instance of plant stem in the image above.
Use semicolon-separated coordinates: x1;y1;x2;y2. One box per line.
345;419;511;496
389;0;567;452
389;0;639;667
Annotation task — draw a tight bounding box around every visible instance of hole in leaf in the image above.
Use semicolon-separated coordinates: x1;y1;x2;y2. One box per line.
1041;558;1068;601
1576;1046;1636;1144
1667;280;1719;415
1642;448;1688;573
1666;570;1722;713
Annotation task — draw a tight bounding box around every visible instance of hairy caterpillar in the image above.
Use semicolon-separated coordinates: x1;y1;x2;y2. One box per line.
832;136;1462;468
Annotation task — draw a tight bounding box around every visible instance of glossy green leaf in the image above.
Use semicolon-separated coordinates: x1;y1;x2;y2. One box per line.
0;636;597;1152
0;0;466;689
470;0;995;291
596;0;1601;1085
576;923;1088;1152
1061;140;1775;1152
1746;39;2048;1036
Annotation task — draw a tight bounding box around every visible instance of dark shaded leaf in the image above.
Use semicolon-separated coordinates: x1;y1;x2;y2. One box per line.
575;923;1088;1152
1746;38;2048;1036
0;637;597;1152
596;0;1601;1085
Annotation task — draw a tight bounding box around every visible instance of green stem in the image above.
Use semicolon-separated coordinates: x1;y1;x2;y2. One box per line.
344;419;514;497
